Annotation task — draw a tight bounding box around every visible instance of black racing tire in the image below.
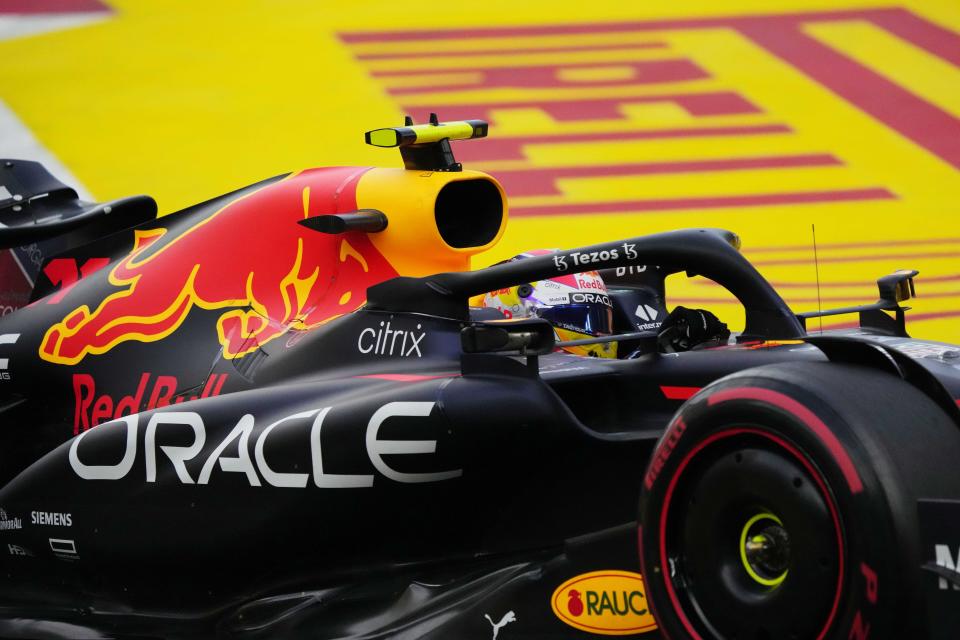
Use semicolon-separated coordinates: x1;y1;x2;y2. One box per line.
638;361;960;640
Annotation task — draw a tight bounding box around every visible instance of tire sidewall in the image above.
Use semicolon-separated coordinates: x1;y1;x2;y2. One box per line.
640;370;904;640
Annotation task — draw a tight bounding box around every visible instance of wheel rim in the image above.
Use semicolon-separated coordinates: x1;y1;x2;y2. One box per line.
739;512;789;587
657;428;845;640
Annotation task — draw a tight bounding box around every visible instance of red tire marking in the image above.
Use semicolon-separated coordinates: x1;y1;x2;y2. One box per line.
656;427;845;640
707;387;863;493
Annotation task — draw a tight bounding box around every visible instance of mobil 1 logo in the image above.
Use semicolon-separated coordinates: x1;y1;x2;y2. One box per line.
919;499;960;640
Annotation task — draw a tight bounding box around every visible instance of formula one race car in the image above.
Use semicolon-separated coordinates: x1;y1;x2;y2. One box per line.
0;118;958;640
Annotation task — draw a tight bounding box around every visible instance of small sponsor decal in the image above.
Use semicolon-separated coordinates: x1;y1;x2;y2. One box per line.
933;545;960;591
357;321;425;358
0;508;22;531
635;305;659;323
73;372;228;434
919;500;960;640
554;243;637;273
484;611;516;639
895;341;959;361
49;538;79;561
615;265;647;277
30;511;72;527
551;570;657;635
570;292;611;306
645;416;687;490
7;544;32;557
0;333;19;381
575;275;607;293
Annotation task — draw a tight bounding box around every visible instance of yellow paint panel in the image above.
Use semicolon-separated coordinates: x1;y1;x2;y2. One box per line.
558;65;641;82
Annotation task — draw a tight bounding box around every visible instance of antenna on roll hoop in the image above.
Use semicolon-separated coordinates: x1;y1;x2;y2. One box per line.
812;223;823;334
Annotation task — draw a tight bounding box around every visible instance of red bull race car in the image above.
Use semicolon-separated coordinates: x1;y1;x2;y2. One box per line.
0;118;958;640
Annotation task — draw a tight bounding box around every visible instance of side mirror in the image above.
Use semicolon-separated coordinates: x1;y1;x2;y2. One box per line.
877;269;918;305
460;317;555;356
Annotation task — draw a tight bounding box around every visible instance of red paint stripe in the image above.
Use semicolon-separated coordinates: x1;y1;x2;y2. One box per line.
198;375;216;399
677;290;960;305
660;385;702;400
403;92;761;126
753;249;959;267
459;125;792;162
344;8;960;168
745;237;960;253
821;310;960;330
491;154;841;197
0;0;108;11
510;188;894;217
870;8;960;69
354;41;668;59
915;310;960;321
338;9;960;43
384;59;709;94
955;399;960;408
371;56;689;75
739;22;960;171
337;14;783;42
699;273;960;289
707;387;863;493
355;373;456;382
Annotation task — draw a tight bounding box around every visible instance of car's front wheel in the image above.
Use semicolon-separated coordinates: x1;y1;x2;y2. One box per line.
639;362;960;640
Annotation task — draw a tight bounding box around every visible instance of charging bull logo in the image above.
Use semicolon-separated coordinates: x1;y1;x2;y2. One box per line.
40;167;398;365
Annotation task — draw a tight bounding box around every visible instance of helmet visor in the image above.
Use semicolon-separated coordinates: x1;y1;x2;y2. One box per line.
537;303;613;336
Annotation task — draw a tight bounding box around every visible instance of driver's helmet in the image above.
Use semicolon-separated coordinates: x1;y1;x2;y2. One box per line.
479;250;617;358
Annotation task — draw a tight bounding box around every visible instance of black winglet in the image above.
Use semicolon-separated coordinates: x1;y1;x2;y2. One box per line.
298;209;388;234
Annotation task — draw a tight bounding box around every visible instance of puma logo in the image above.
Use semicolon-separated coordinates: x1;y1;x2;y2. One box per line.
484;610;516;640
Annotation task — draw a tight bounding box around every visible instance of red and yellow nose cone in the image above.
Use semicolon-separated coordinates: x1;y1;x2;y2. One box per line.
356;168;507;276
